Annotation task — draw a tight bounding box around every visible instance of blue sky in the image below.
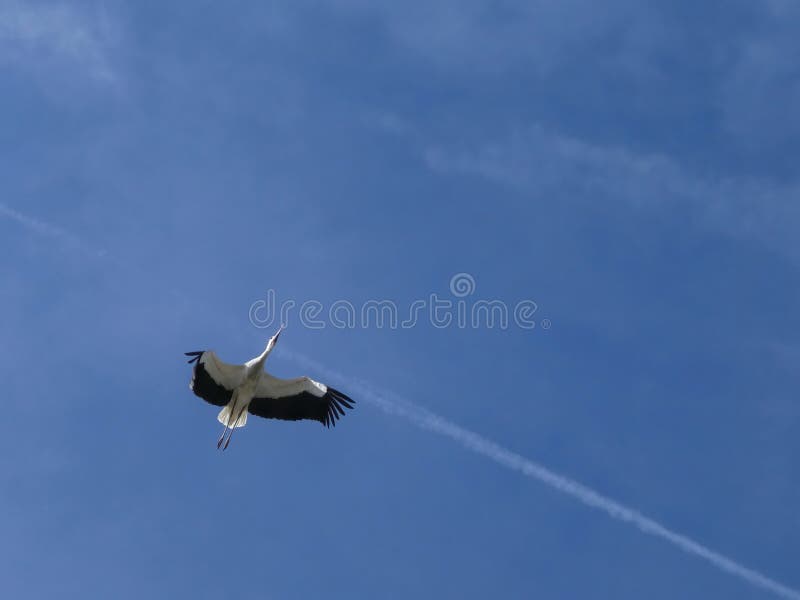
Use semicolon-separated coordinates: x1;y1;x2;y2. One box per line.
1;1;799;598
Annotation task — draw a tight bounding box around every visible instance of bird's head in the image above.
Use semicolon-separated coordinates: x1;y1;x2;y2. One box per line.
265;325;283;353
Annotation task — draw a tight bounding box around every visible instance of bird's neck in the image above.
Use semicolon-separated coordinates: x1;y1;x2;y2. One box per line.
255;347;272;367
246;349;271;381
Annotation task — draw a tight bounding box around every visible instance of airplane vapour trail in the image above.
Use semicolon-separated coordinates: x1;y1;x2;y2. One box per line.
282;348;800;600
0;202;107;257
0;203;81;244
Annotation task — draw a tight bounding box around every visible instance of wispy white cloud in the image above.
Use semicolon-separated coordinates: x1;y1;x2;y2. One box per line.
721;1;800;149
0;202;107;258
0;0;118;84
423;124;800;262
282;347;800;600
327;0;650;75
349;0;797;179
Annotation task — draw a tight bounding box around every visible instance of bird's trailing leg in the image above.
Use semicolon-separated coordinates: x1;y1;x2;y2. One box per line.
222;406;247;451
216;422;228;449
217;403;237;450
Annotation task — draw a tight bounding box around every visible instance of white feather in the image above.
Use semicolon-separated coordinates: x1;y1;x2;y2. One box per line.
255;373;327;399
200;351;245;390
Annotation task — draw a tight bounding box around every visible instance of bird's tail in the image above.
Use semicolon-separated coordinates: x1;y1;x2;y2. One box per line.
217;402;248;428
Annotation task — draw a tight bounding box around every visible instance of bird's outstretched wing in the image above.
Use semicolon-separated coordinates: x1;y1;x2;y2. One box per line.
249;373;355;427
185;351;246;407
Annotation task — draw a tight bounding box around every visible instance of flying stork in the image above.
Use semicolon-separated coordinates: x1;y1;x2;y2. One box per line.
185;327;355;449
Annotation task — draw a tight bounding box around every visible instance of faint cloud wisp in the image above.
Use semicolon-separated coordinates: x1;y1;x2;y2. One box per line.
0;0;118;84
424;124;800;263
0;202;107;258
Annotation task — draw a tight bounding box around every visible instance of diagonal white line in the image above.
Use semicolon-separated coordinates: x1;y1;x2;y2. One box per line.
282;347;800;600
0;202;107;258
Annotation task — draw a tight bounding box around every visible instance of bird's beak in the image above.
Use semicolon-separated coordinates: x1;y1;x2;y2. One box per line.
273;325;283;343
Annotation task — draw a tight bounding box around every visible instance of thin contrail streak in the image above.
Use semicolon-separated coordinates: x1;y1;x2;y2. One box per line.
282;348;799;600
0;202;107;257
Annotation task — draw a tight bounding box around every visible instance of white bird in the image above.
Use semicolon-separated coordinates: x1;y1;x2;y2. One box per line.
185;327;355;449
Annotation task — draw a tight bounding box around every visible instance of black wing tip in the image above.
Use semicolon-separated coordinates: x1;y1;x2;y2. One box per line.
185;350;204;364
329;387;356;405
321;387;356;428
